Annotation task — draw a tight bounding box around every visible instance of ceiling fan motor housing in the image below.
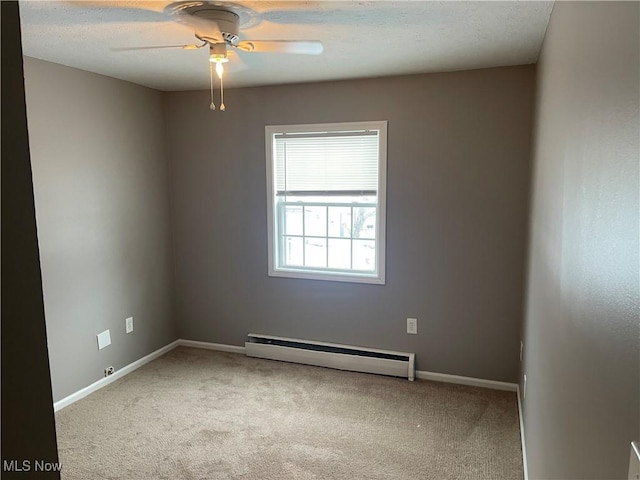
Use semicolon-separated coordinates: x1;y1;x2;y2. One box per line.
189;8;240;44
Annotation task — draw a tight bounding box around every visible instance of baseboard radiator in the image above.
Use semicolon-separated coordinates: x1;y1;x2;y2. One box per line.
245;333;415;381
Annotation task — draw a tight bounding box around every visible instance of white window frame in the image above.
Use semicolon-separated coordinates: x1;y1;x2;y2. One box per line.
265;121;387;285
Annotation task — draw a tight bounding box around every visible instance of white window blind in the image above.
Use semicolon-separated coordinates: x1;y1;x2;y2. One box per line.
275;131;379;194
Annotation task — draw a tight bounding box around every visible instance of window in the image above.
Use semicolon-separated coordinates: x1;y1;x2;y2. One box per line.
266;121;387;284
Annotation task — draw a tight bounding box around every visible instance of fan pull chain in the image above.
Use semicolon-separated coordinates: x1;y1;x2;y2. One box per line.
209;62;216;111
219;72;225;112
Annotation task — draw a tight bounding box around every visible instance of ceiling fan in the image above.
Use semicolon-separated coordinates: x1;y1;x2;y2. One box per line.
115;4;324;111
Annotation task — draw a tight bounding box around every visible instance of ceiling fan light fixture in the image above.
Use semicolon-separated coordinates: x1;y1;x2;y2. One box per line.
209;43;229;63
215;61;224;79
209;54;229;64
208;44;227;111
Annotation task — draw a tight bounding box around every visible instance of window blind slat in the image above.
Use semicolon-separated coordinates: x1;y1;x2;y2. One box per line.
274;130;378;140
275;132;380;193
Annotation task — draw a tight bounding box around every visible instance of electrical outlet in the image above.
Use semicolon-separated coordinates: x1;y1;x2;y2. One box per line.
523;374;527;400
407;318;418;335
125;316;134;334
104;366;114;377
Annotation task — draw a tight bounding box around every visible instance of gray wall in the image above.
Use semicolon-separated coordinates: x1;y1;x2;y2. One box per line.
23;58;177;402
166;65;535;382
1;3;59;477
522;2;639;479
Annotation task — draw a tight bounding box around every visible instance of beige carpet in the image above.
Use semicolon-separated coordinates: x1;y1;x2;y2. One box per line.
55;347;523;479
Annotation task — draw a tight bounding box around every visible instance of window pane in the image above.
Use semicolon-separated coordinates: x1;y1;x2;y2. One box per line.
352;240;375;271
304;238;327;267
328;239;351;269
284;236;303;266
352;207;376;239
328;207;352;238
284;205;303;235
304;206;326;237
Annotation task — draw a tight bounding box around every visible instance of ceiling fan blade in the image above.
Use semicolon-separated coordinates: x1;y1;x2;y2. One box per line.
111;44;204;52
225;49;249;73
236;40;323;55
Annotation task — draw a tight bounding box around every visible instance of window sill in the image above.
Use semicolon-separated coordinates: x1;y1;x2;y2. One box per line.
268;267;385;285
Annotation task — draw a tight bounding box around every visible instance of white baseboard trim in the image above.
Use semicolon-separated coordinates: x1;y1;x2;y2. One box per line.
178;339;246;354
53;339;246;412
517;385;529;480
415;370;518;392
54;339;519;417
53;340;181;412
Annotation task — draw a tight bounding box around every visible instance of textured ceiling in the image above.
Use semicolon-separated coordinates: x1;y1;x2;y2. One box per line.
19;1;554;91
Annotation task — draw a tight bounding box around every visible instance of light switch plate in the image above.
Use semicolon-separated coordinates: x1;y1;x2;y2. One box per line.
125;316;134;334
407;318;418;335
97;329;111;350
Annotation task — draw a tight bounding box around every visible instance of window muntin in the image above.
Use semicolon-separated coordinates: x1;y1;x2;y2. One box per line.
266;121;387;284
